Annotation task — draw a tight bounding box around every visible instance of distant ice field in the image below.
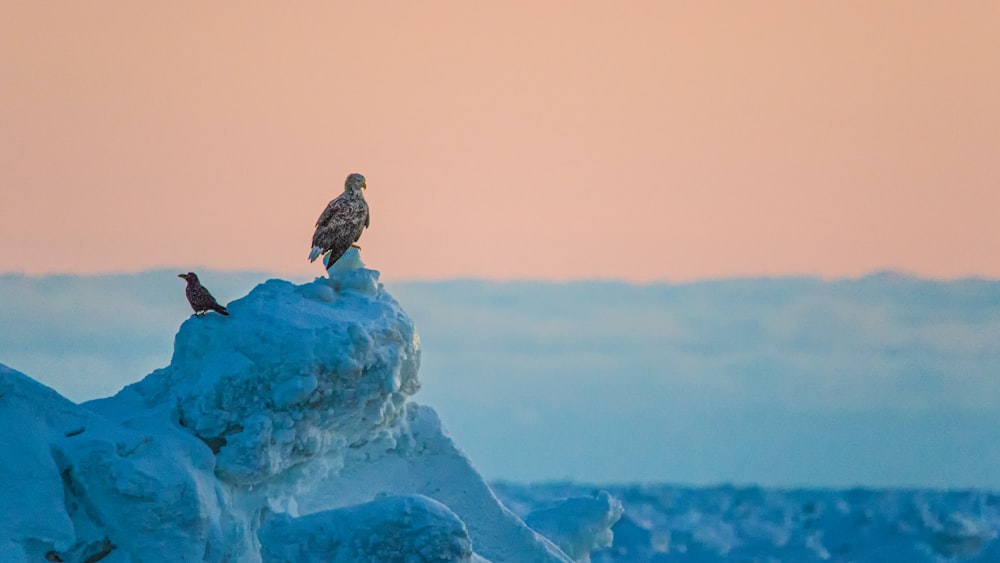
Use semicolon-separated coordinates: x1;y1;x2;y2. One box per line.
494;481;1000;562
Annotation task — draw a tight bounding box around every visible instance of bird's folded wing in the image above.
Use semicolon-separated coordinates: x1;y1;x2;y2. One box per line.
315;193;347;227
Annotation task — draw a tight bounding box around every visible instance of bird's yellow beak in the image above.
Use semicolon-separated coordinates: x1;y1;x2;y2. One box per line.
362;182;367;190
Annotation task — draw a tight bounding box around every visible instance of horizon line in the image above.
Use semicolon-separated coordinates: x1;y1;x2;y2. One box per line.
2;267;998;285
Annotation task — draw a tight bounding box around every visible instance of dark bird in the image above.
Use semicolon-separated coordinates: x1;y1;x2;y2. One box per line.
178;272;229;316
309;173;369;269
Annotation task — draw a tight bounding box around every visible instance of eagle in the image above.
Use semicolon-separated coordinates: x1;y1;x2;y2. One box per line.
309;172;370;269
178;272;229;316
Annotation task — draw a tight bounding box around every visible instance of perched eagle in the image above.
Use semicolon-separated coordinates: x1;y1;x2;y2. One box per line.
178;272;229;316
309;172;370;269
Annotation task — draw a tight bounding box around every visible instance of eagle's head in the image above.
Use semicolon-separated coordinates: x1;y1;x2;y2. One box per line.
178;272;199;283
345;173;367;194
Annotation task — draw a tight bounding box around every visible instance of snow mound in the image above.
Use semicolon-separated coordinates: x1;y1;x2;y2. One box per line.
525;490;624;562
1;261;617;562
259;494;473;563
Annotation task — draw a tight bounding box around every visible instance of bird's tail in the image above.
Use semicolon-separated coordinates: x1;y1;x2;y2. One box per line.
215;305;230;316
308;246;323;262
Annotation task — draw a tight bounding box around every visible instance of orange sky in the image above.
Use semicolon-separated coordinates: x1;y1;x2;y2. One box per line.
2;2;998;281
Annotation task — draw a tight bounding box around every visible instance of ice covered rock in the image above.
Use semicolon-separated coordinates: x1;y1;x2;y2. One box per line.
0;364;233;562
1;264;586;562
0;365;86;560
112;266;420;486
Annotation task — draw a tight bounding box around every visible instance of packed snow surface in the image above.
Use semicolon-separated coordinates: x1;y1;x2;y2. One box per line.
0;254;619;562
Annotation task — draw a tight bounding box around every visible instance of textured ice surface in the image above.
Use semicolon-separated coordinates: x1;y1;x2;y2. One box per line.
495;482;1000;562
259;494;474;563
0;261;614;562
524;490;624;562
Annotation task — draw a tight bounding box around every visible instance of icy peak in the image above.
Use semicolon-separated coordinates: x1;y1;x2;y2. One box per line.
118;264;420;486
